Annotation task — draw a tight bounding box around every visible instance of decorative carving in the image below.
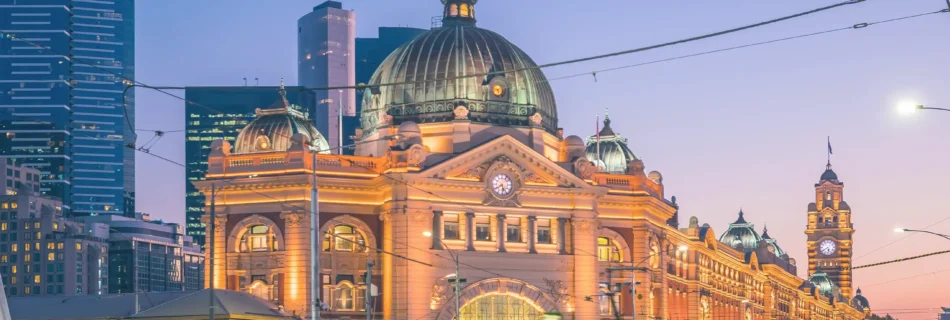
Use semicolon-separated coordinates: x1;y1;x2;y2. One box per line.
522;171;548;184
379;212;392;223
700;295;711;320
281;212;304;227
430;282;451;310
576;219;593;232
456;162;489;180
528;112;543;126
407;144;427;167
412;211;429;225
482;156;525;207
212;216;227;234
542;278;572;310
573;158;595;179
453;105;469;120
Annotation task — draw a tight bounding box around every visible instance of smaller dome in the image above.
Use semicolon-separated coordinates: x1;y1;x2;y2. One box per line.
820;162;839;181
807;269;839;298
585;112;638;174
852;288;870;309
234;86;330;154
398;121;421;135
761;224;787;258
564;135;584;148
648;171;662;184
719;209;763;252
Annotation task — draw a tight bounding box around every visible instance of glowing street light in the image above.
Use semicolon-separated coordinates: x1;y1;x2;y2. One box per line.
897;101;950;115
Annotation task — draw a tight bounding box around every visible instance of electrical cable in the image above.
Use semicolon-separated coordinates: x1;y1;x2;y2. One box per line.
853;215;950;261
850;249;950;270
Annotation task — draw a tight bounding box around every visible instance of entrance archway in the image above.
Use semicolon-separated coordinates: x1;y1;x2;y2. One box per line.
435;277;561;320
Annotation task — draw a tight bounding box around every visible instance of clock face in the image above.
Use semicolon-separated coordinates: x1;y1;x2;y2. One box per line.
492;84;504;97
491;174;513;196
819;240;836;256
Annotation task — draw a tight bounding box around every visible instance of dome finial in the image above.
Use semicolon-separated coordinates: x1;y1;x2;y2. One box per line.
279;78;286;99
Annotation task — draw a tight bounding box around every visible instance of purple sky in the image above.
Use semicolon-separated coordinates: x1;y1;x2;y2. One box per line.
133;1;950;317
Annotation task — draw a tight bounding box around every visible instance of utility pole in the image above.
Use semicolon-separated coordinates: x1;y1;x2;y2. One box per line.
310;146;321;320
606;266;647;320
209;183;216;320
365;260;374;320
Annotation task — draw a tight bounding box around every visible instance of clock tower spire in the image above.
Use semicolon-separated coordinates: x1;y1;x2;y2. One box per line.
805;160;855;300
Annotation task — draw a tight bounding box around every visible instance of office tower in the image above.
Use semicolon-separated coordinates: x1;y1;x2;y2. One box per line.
0;159;109;297
0;0;136;218
183;86;317;249
78;215;204;293
298;0;355;154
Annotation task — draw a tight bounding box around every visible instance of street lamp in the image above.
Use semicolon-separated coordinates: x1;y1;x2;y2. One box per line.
897;101;950;115
895;228;950;241
423;231;462;320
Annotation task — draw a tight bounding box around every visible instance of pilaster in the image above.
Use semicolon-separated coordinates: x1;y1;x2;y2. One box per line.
571;217;598;318
279;210;310;316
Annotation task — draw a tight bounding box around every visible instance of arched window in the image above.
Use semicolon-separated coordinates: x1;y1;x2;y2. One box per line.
335;281;356;311
239;225;278;252
597;237;621;262
825;192;832;201
324;225;367;252
449;4;458;17
598;283;620;315
460;3;470;17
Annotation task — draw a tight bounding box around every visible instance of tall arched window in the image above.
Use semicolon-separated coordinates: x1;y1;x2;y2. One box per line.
597;237;621;262
459;293;542;319
598;283;620;315
324;225;367;252
335;281;356;311
825;192;832;201
459;3;470;17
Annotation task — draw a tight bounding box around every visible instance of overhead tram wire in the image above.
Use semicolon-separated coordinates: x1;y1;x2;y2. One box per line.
854;214;950;261
3;0;894;136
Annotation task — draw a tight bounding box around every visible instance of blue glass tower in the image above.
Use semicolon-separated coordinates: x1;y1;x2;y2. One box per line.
0;0;136;217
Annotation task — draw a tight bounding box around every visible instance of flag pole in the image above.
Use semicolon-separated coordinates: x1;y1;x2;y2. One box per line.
595;114;600;164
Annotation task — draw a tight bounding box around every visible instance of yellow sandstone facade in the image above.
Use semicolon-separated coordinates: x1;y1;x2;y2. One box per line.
195;1;871;319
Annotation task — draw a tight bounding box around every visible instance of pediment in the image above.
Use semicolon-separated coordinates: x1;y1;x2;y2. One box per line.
422;135;591;190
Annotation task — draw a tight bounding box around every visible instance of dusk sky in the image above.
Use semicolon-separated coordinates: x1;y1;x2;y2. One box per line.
133;1;949;317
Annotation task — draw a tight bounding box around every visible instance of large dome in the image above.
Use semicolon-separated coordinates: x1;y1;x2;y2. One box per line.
234;89;330;154
361;0;558;135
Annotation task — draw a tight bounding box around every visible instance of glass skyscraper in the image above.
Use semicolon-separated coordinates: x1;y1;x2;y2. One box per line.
298;0;355;154
184;86;317;249
0;0;136;217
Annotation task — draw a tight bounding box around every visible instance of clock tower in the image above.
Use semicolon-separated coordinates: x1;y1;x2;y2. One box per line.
805;161;855;300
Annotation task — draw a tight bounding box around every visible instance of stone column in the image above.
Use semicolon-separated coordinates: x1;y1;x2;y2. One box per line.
465;212;475;251
572;217;598;318
496;214;507;253
527;216;537;254
431;211;443;250
556;218;568;255
279;211;309;316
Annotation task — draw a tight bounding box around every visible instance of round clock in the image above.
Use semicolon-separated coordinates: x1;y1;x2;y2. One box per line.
491;173;513;196
819;240;836;256
491;84;504;97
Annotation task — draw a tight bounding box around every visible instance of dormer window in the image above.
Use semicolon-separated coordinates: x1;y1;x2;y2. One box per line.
825;192;831;201
460;3;470;17
449;3;458;16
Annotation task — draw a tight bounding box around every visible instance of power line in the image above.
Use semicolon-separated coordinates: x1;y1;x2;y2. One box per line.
850;249;950;270
854;215;950;261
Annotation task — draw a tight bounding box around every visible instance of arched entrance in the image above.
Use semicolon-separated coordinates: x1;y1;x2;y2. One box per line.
460;293;544;319
435;278;561;320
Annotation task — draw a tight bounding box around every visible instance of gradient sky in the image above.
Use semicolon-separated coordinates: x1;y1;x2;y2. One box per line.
132;1;950;317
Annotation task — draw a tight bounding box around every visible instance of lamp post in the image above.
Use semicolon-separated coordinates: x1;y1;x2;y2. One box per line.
423;231;461;320
895;228;950;241
604;244;688;320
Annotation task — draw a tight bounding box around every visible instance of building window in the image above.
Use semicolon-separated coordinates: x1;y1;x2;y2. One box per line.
475;217;491;241
460;3;470;17
76;243;82;251
597;237;621;262
328;225;366;252
240;225;278;253
335;281;356;311
449;4;459;16
458;293;542;319
33;275;39;284
506;218;521;242
598;283;621;315
443;215;460;240
47;253;54;261
537;220;552;244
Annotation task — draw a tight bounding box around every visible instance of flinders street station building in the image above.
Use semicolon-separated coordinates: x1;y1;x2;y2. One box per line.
194;0;873;319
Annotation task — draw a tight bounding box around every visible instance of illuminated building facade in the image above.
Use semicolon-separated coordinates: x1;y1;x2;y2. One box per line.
197;1;871;318
184;86;317;249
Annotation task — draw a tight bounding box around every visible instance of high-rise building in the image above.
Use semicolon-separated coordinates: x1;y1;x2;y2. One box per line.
298;0;355;154
184;86;317;249
0;0;136;218
0;159;109;297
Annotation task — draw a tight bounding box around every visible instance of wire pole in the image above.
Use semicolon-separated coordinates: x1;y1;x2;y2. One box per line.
311;146;321;320
209;183;216;320
365;260;374;320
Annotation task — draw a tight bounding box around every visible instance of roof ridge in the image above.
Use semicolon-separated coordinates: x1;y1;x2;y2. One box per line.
133;290;204;316
213;290;230;315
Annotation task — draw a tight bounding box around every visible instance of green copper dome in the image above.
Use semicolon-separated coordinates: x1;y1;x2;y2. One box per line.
234;87;330;154
362;0;558;135
719;209;764;251
586;113;638;174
